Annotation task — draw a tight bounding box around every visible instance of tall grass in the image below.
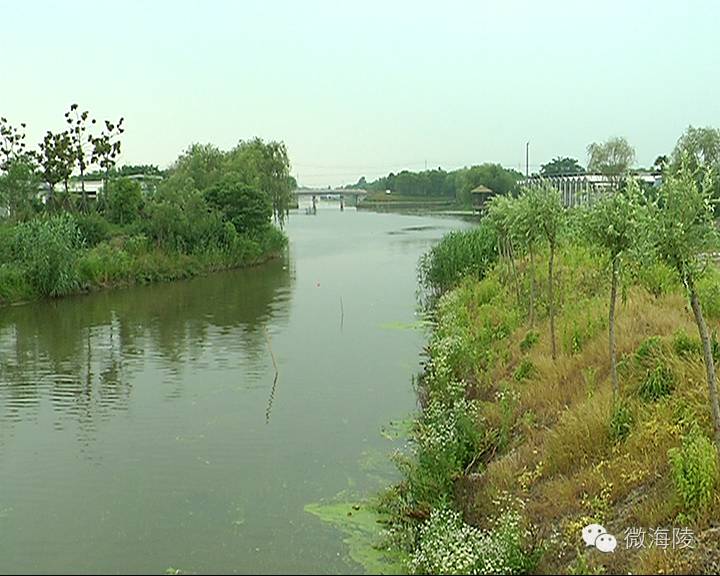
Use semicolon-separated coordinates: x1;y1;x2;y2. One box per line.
418;224;497;305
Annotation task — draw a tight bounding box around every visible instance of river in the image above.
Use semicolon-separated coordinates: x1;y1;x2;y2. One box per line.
0;204;472;574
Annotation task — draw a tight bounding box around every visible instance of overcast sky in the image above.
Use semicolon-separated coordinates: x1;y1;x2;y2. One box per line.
2;0;718;187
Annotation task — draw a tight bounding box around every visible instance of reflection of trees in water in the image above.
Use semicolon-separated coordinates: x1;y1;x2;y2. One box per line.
0;255;293;434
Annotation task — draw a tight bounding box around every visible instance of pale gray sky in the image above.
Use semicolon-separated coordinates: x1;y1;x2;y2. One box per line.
2;0;718;186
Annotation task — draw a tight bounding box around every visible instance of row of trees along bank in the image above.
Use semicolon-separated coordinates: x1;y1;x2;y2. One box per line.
0;106;292;303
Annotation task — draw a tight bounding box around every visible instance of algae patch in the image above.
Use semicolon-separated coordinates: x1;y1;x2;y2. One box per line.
304;500;405;574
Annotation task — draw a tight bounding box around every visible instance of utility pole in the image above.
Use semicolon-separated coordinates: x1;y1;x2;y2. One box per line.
525;142;529;179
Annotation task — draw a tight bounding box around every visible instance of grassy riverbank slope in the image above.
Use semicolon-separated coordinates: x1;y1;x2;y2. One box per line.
382;243;720;574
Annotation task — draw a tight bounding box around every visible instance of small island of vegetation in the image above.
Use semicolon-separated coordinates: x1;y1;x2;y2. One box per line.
0;106;292;306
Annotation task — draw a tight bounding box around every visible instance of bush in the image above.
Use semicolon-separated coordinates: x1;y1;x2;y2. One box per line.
204;175;272;235
13;214;84;296
76;212;112;247
418;225;497;304
638;362;675;402
514;359;537;382
636;260;679;298
519;330;539;353
609;401;634;442
102;177;143;225
668;428;719;512
673;330;702;358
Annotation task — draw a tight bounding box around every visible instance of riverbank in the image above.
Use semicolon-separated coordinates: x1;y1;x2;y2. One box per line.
381;243;720;574
0;222;287;308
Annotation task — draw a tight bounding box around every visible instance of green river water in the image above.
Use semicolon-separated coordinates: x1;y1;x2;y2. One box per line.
0;205;471;574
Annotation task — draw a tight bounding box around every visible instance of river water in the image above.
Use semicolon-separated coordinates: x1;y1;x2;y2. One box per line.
0;205;472;574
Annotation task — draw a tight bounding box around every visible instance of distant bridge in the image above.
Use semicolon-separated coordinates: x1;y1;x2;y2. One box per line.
292;188;368;206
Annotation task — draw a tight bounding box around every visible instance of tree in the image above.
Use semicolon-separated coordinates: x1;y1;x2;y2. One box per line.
458;164;522;205
514;188;544;326
103;177;143;225
653;155;669;173
534;183;565;360
38;130;75;205
671;126;720;214
0;156;41;221
587;137;635;183
652;160;720;453
64;104;97;209
90;117;124;194
540;157;585;177
583;179;644;396
225;139;292;227
204;175;272;235
0;117;29;172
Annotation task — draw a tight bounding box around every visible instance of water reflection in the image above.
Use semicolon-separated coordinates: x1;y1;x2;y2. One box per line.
0;254;293;435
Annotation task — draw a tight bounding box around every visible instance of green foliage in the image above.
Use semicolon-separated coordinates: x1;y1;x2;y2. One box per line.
608;401;634;442
668;427;719;512
519;330;539;353
652;160;718;285
635;259;679;298
673;330;702;358
697;269;720;320
514;359;536;382
582;178;645;260
0;157;41;220
540;157;585;177
586;137;635;178
638;362;675;402
418;225;497;303
12;214;84;296
204;175;272;235
102;177;143;225
76;212;112;246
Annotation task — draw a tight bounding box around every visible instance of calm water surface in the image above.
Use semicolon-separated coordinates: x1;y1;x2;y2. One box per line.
0;206;472;574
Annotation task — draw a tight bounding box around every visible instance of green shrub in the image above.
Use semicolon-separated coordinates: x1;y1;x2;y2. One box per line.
636;260;679;298
634;336;664;368
673;330;702;358
418;225;497;304
608;401;634;442
514;359;537;382
13;214;84;297
638;363;675;402
668;428;719;512
76;212;112;247
0;264;32;302
78;242;132;286
519;330;539;353
698;271;720;321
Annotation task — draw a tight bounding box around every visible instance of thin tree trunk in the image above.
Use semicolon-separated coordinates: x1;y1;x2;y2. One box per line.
609;255;619;397
529;244;535;327
689;282;720;454
549;241;557;360
508;240;522;306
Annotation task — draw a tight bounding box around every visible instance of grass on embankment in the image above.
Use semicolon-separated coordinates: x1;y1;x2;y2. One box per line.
382;244;720;574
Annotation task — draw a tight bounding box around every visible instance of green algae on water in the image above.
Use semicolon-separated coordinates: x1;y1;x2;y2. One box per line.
304;500;406;575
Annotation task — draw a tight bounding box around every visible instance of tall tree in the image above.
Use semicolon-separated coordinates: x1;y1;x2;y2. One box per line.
587;137;635;184
534;183;565;360
540;156;585;177
90;117;124;195
583;179;644;397
653;160;720;454
65;104;97;209
0;117;29;172
38;130;75;206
